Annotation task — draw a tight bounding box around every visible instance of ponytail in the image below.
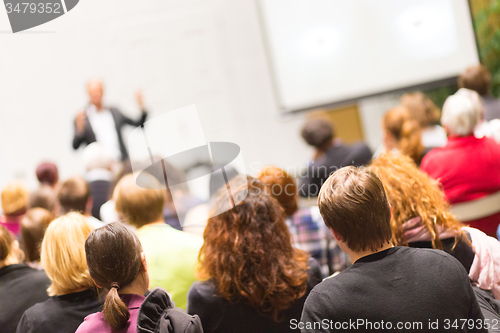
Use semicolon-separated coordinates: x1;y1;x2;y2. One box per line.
399;119;424;165
103;283;130;330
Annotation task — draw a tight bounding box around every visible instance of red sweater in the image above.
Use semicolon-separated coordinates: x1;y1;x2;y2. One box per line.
421;135;500;237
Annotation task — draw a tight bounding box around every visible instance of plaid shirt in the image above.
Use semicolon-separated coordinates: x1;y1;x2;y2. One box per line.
286;206;349;277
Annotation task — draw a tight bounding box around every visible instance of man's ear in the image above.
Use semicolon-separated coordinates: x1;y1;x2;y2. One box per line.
330;228;342;242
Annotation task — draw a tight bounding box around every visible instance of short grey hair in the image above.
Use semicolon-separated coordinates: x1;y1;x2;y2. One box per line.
441;89;482;137
82;142;115;171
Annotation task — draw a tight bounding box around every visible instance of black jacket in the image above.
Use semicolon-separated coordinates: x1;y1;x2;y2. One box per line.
137;288;203;333
72;107;147;161
300;142;372;197
0;264;51;333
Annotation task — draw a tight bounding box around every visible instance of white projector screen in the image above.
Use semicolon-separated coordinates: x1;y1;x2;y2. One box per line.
258;0;480;112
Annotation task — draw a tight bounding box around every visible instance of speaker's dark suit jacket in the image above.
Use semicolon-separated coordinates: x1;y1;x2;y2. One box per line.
72;107;147;161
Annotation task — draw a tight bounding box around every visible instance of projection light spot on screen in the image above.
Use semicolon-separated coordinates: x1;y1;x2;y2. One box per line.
128;105;247;228
4;0;79;33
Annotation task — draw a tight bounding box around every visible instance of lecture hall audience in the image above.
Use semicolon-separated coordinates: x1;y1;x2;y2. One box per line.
0;225;50;333
75;222;203;333
300;166;485;333
257;166;348;277
421;91;500;237
16;213;102;333
187;176;322;333
372;152;500;323
113;173;203;310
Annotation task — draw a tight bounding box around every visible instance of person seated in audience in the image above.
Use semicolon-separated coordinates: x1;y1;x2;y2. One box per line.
0;225;50;333
421;92;500;237
113;174;203;309
372;152;500;323
300;167;484;332
82;143;115;220
57;176;105;229
29;186;56;214
20;208;54;269
257;166;348;277
0;181;29;237
187;176;322;333
457;88;500;143
459;64;500;121
400;91;447;148
16;213;102;333
76;222;203;333
381;105;425;165
35;162;58;189
299;118;372;197
183;165;239;237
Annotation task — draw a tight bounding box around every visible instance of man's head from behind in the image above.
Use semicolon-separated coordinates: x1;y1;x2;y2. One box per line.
57;176;91;215
318;166;391;253
301;118;335;150
114;174;164;228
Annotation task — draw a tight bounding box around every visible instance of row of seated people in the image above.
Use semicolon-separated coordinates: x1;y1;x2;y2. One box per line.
1;151;500;332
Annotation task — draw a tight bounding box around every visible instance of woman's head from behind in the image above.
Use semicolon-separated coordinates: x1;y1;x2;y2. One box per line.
0;225;23;267
200;176;309;321
383;105;424;165
21;208;54;263
370;152;465;249
85;222;148;330
257;166;298;216
41;212;95;296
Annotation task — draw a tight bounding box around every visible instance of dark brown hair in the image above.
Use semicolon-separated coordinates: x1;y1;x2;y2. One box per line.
198;177;309;322
458;65;492;96
85;222;144;330
258;166;298;216
57;176;90;214
383;106;424;165
113;174;164;228
318;166;392;252
0;225;13;261
21;208;54;262
36;162;59;187
301;118;335;149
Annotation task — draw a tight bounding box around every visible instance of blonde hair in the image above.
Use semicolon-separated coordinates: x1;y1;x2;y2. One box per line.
1;181;29;215
383;106;424;165
370;152;466;250
41;212;95;296
114;174;164;228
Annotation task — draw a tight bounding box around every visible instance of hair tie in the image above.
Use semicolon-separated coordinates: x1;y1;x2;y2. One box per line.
110;282;120;290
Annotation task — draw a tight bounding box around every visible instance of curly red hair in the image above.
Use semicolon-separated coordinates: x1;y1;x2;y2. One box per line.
198;176;309;322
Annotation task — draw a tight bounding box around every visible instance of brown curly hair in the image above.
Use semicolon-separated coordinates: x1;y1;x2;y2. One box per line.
383;106;425;165
198;176;309;322
370;152;466;250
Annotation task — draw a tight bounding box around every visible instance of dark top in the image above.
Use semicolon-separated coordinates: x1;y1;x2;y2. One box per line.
89;180;111;220
300;142;372;197
301;247;485;333
409;233;475;274
483;95;500;121
16;288;103;333
0;264;51;333
72;107;147;161
187;257;322;333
